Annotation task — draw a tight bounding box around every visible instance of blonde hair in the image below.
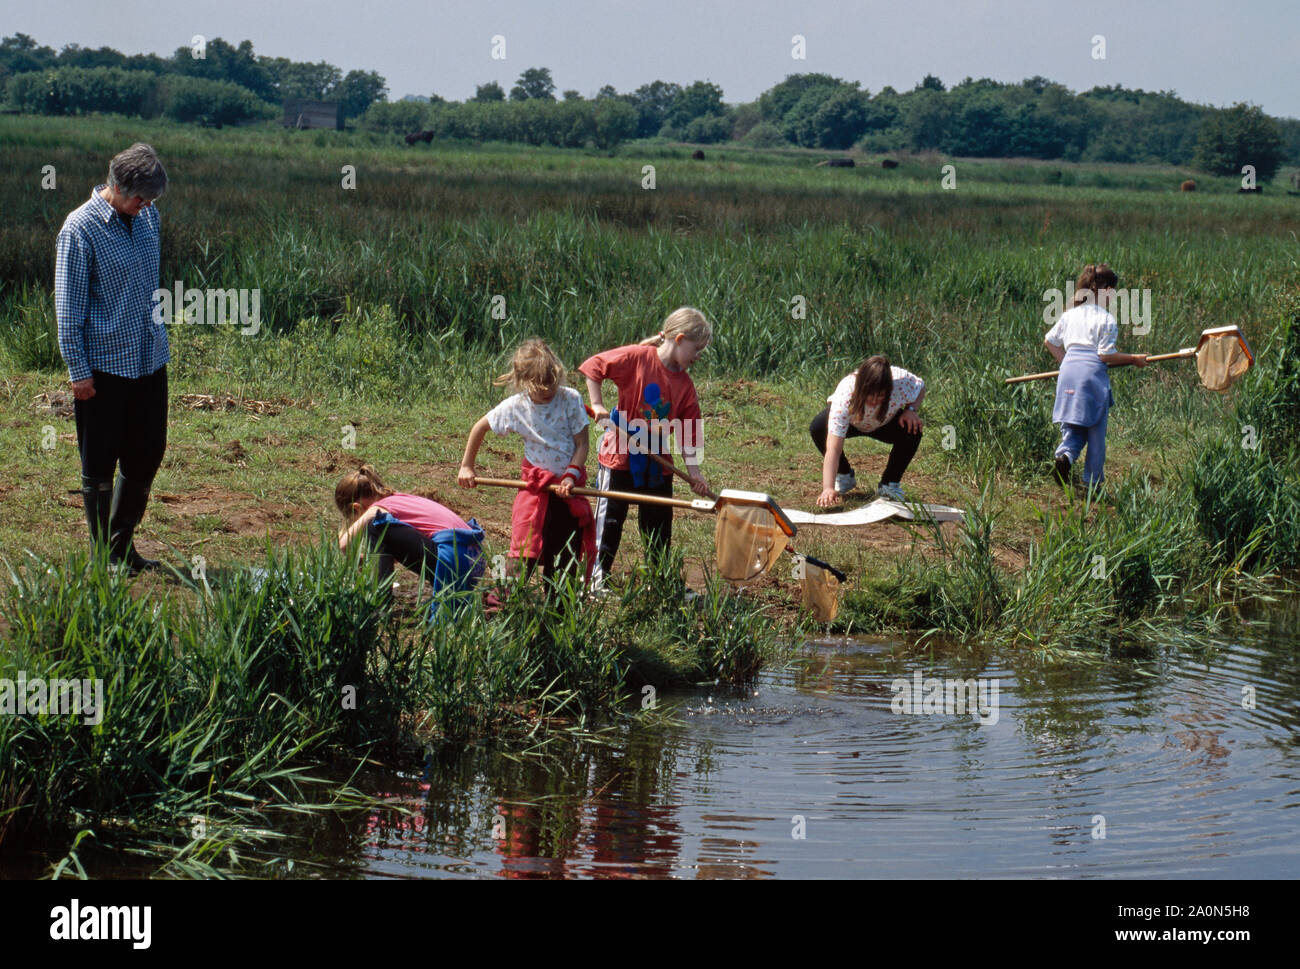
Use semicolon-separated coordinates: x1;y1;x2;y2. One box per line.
650;306;713;347
334;465;393;518
494;339;566;397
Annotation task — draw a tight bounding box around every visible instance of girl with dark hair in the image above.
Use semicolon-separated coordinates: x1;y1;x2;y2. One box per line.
1043;263;1147;488
810;355;925;507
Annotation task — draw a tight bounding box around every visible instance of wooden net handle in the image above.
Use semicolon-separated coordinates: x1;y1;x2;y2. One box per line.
1004;347;1197;384
473;476;702;511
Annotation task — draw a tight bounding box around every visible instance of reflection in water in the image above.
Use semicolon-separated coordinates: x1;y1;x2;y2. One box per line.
331;623;1300;879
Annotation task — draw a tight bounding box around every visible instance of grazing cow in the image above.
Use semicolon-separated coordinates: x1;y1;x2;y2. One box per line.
691;149;705;160
880;159;899;169
816;158;855;168
404;129;434;146
1181;180;1196;192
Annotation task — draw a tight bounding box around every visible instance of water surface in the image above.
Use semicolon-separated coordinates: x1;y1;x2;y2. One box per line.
321;615;1300;878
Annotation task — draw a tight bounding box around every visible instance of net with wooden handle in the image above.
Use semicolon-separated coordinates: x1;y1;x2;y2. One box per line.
1004;326;1254;390
472;476;797;583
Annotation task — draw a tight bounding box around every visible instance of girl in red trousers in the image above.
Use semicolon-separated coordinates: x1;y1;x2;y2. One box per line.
460;339;595;583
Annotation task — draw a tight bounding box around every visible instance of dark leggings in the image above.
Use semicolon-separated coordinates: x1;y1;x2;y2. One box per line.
523;498;584;581
593;465;673;579
809;407;921;485
74;367;168;484
366;518;441;585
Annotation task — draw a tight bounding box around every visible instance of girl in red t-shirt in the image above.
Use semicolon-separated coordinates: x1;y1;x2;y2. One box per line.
579;307;713;589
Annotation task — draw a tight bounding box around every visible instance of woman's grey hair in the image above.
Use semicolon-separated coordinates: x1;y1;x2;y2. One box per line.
108;143;168;200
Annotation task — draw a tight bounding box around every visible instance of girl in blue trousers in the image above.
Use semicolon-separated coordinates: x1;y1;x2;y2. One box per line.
1043;264;1148;488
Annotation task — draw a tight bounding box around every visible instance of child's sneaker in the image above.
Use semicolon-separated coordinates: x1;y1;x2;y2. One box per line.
834;471;857;494
876;482;906;502
1053;453;1072;485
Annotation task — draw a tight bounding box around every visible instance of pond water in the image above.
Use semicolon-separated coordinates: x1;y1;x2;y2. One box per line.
308;608;1300;879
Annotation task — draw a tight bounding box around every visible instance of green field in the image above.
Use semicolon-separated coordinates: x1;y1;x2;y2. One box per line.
2;114;1296;610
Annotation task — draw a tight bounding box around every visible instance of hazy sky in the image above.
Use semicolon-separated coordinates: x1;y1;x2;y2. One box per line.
11;0;1300;118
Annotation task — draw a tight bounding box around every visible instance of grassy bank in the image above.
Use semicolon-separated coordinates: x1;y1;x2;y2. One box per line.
0;540;782;875
3;112;1297;620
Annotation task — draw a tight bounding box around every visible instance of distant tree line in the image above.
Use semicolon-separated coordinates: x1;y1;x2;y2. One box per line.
3;33;1294;175
387;69;1294;178
0;33;386;126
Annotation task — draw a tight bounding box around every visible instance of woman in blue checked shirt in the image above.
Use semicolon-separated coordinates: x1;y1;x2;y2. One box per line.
56;144;170;574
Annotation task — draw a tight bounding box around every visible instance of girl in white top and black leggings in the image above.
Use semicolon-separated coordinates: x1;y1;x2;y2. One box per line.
810;355;925;507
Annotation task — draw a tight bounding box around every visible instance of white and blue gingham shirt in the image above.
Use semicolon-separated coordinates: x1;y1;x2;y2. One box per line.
55;185;168;382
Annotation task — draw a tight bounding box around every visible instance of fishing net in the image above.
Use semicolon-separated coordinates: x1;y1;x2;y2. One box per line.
714;502;787;583
800;559;841;622
1196;331;1254;392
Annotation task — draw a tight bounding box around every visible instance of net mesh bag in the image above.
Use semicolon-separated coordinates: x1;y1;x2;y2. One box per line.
800;559;841;623
714;502;786;583
1197;335;1252;392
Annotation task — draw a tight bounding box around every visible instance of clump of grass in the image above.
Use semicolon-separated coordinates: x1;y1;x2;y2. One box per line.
932;363;1058;478
838;468;1242;647
1187;436;1300;570
0;541;401;873
0;283;61;373
1183;295;1300;571
620;545;786;688
411;571;632;738
840;483;1007;637
182;537;401;747
1235;294;1300;465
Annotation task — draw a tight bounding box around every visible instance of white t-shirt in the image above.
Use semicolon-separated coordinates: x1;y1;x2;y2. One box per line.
1045;303;1118;355
487;386;589;475
827;366;925;437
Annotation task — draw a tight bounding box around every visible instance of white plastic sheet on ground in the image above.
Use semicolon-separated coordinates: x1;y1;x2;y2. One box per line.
785;499;965;526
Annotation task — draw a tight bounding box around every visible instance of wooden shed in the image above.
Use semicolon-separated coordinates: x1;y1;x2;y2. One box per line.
282;100;341;130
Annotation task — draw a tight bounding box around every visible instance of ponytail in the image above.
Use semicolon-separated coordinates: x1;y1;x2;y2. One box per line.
334;464;393;518
1072;263;1119;308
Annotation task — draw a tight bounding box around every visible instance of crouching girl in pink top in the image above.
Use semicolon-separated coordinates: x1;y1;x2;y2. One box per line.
336;465;484;622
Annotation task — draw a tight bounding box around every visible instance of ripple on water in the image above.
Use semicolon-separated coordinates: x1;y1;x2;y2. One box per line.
339;628;1300;878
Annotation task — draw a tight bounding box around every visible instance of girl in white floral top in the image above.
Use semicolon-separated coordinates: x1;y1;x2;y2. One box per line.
810;355;925;506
